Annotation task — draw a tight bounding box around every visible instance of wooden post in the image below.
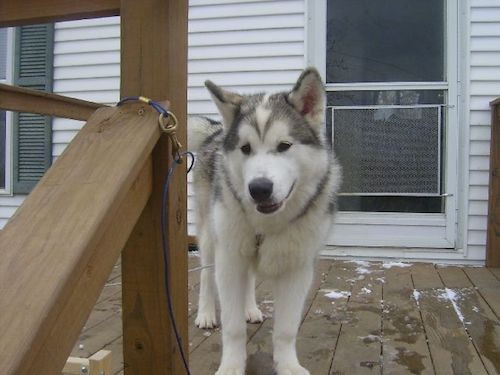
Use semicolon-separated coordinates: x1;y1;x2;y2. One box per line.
120;0;188;374
486;98;500;267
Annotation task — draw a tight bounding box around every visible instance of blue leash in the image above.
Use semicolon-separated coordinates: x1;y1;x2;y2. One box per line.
117;96;170;117
161;151;194;375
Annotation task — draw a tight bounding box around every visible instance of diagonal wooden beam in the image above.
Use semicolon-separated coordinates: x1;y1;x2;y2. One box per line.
0;83;104;121
0;0;120;27
0;103;160;375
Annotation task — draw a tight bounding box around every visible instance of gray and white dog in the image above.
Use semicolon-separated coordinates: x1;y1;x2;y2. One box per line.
188;68;341;375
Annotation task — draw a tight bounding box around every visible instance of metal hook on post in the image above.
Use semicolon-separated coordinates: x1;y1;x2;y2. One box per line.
158;111;183;162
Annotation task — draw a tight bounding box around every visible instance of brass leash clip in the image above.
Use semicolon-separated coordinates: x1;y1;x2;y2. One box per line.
158;111;183;160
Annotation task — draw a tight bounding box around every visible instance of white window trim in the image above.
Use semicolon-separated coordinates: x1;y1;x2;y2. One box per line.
306;0;466;251
1;27;14;196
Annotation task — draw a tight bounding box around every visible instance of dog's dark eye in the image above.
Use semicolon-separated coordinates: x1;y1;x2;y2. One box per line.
277;142;292;153
241;143;251;155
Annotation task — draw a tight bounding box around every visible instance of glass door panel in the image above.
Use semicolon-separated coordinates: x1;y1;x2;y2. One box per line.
327;0;445;83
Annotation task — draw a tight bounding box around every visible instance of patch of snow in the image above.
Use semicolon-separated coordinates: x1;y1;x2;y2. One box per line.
438;288;470;325
356;266;372;275
360;287;372;294
473;306;480;313
347;276;365;283
347;260;372;267
412;290;421;308
324;289;351;299
376;277;386;284
359;334;380;343
382;262;412;269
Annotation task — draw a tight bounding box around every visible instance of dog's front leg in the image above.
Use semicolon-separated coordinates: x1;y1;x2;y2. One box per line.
215;249;248;375
245;268;263;323
195;226;218;329
272;263;313;375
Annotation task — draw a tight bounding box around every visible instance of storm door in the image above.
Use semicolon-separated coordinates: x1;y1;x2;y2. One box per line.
314;0;458;248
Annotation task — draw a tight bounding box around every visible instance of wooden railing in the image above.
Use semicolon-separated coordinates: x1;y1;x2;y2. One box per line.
0;98;160;374
0;83;103;121
0;1;188;374
487;98;500;267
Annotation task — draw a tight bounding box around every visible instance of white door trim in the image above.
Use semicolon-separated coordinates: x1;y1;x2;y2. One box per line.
306;0;461;249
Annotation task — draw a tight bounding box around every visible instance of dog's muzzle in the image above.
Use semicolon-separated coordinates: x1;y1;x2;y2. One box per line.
248;177;293;214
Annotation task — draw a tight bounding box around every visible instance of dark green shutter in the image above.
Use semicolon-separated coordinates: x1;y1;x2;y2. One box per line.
12;24;54;194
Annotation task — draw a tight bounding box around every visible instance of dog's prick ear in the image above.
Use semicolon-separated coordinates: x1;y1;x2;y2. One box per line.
288;68;325;127
205;80;242;128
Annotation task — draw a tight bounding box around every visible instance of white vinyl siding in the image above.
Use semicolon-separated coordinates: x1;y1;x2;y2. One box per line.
52;17;120;158
467;0;500;258
187;0;305;119
0;195;23;228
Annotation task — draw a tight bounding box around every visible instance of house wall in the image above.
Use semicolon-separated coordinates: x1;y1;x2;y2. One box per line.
0;0;497;263
467;0;500;258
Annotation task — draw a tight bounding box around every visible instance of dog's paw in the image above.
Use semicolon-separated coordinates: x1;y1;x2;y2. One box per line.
275;363;310;375
215;365;245;375
245;306;264;324
195;310;218;329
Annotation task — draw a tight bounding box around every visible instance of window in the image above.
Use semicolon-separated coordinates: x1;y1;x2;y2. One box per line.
0;25;54;195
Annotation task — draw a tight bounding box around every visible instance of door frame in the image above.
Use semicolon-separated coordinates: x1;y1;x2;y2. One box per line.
306;0;461;249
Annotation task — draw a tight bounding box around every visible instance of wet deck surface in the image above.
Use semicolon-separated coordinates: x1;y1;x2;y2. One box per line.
72;256;500;374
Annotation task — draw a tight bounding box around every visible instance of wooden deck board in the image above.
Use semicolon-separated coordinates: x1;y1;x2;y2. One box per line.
72;258;500;375
490;268;500;280
382;265;434;375
330;261;384;374
296;261;343;374
412;264;488;375
463;267;500;318
436;266;473;288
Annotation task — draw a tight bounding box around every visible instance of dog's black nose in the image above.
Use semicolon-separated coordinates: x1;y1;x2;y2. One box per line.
249;178;273;203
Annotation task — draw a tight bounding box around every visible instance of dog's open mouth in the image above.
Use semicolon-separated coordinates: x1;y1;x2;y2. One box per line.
257;200;283;214
255;182;295;214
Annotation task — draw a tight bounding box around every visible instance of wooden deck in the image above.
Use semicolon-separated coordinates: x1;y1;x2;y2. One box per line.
72;255;500;374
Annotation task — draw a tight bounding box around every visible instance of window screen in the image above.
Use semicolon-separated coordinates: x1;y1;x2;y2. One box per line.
332;106;441;195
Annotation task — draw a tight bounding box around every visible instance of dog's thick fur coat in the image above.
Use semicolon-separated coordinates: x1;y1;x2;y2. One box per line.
188;68;341;375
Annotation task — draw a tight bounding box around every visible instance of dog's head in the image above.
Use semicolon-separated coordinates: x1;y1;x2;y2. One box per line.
206;68;329;217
